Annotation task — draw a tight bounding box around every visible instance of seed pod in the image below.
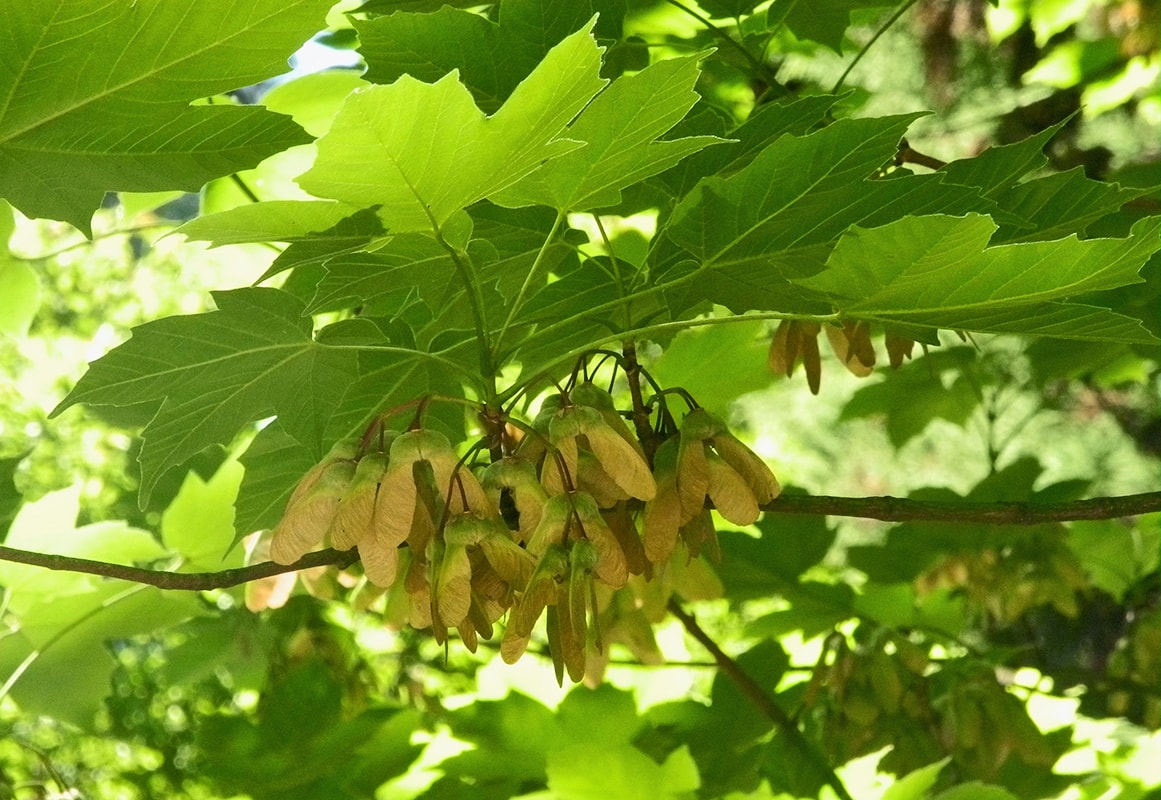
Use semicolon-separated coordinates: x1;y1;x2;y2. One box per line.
572;491;628;588
284;439;360;509
575;449;630;507
582;424;656;502
465;591;495;644
380;570;411;629
434;545;472;628
525;492;573;555
770;321;825;392
675;435;709;521
549;593;585;684
501;544;569;663
678;510;720;563
373;429;459;549
481;457;547;542
330;454;388;551
478;527;536;588
448;467;496;517
569;540;599;647
768;318;796;377
408;578;432;629
825;320;875;377
799;321;822;394
270;457;357;564
358;519;400;588
603;501;647;577
513;545;570;638
549;403;655;502
644;438;683;564
709;432;780;505
885;331;916;369
705;451;760;525
432;517;480;628
569;381;648;459
456;618;478;652
404;467;439;554
539;435;578;496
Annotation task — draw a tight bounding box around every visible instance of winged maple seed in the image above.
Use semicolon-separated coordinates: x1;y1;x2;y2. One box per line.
769;319;920;392
262;374;782;684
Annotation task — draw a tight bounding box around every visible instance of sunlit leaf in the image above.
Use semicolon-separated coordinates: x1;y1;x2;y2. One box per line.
795;214;1161;342
0;0;328;233
297;22;606;235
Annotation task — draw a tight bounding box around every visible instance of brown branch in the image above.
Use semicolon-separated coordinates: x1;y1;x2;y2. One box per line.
896;139;948;171
0;546;359;590
668;599;855;800
760;491;1160;524
0;493;1154;592
622;340;660;464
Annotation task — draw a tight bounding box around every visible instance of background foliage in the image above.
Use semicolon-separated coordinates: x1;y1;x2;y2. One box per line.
0;0;1158;799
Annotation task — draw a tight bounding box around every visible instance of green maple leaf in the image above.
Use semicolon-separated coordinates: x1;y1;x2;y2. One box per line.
990;168;1148;243
490;54;726;211
661;115;995;313
653;93;841;200
357;0;625;113
0;0;328;233
0;486;202;726
296;21;607;238
177;200;368;246
769;0;893;51
794;214;1161;343
50;288;441;505
940;123;1065;196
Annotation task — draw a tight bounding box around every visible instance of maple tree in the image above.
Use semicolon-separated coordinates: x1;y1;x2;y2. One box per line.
0;1;1158;799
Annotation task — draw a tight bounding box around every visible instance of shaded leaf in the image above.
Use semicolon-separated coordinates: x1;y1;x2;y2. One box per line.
717;512;838;601
993;167;1149;243
0;0;326;232
795;214;1161;343
771;0;895;51
357;1;625;112
662;116;997;315
492;54;726;211
51;289;441;507
841;346;982;446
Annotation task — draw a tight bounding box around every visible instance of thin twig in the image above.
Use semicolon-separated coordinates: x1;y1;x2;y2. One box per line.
662;0;777;86
832;0;920;94
896;139;947;170
622;340;659;464
0;546;360;590
668;599;855;800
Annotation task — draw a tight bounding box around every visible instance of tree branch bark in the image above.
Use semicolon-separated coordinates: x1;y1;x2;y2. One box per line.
761;491;1159;523
0;492;1154;591
668;599;855;800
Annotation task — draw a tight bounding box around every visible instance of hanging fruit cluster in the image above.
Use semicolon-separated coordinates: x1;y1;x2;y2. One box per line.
769;318;921;394
807;633;1063;781
264;359;780;683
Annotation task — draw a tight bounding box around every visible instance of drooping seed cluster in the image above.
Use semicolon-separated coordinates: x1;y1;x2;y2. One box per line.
769;319;917;394
267;381;779;683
